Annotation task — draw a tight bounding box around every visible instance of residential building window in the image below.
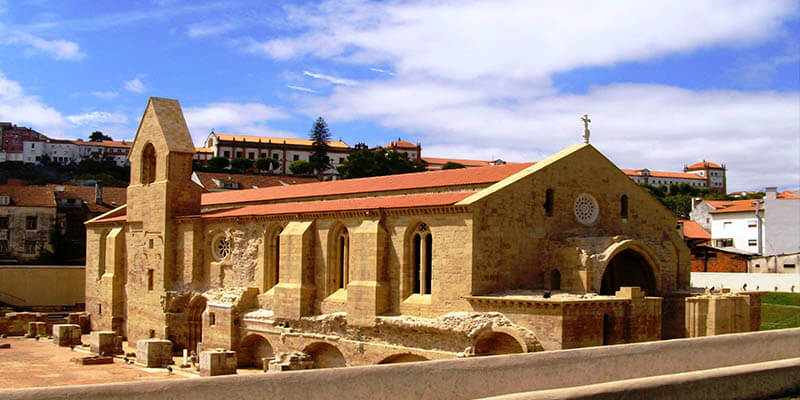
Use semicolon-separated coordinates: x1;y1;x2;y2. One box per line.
293;154;300;161
411;223;432;295
748;239;757;246
25;216;37;230
0;216;7;229
223;150;231;158
248;152;255;160
0;240;7;253
620;195;629;218
339;157;344;164
544;189;554;217
24;240;37;254
236;151;242;158
748;221;757;228
785;264;796;269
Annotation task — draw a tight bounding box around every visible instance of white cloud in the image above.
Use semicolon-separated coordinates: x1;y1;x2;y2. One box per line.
90;91;120;100
183;102;291;145
250;0;797;81
124;76;146;93
187;21;236;38
0;72;67;133
4;31;86;61
303;71;358;86
303;82;799;192
287;85;317;93
369;67;394;76
66;111;128;126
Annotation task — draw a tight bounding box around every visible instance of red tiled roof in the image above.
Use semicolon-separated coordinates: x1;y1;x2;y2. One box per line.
423;157;492;167
0;185;56;207
779;190;800;199
201;162;534;207
687;161;722;169
75;140;131;148
622;169;705;181
388;139;417;149
49;185;127;213
195;147;213;153
709;199;762;214
679;219;710;240
191;191;475;220
214;134;350;149
194;172;317;191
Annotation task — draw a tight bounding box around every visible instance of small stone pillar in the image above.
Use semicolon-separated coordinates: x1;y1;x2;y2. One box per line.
27;321;47;337
199;349;237;376
90;331;123;355
52;324;82;346
136;339;173;367
68;312;91;334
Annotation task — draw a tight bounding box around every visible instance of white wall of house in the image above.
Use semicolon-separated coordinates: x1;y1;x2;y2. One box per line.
691;272;800;292
710;211;762;253
764;188;800;256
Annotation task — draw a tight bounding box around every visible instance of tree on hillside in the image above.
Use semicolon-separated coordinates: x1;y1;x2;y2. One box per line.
208;156;230;170
256;157;280;172
89;131;112;142
309;117;331;177
337;146;427;179
289;160;313;175
231;158;254;171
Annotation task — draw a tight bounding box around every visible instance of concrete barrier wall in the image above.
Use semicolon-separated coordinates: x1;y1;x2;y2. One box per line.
692;272;800;292
2;328;799;400
0;266;85;307
486;358;800;400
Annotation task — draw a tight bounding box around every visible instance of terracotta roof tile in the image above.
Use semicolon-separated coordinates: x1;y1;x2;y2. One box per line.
779;190;800;199
201;162;534;207
214;134;350;149
75;140;131;148
709;199;762;214
622;169;706;181
687;161;722;169
192;191;475;220
194;172;317;191
423;157;492;167
679;219;710;240
195;147;213;153
48;185;127;213
0;185;56;207
388;139;417;149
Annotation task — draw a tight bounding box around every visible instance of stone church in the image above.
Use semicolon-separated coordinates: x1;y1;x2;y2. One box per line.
85;98;757;369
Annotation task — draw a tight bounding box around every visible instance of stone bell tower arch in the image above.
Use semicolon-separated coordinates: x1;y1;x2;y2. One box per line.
125;98;203;343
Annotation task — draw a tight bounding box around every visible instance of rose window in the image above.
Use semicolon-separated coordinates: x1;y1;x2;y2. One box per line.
212;235;231;261
574;193;599;226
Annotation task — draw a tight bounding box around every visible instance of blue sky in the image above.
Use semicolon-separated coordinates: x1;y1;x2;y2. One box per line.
0;0;798;191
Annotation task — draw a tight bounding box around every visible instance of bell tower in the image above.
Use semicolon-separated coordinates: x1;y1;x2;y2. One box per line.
127;97;202;291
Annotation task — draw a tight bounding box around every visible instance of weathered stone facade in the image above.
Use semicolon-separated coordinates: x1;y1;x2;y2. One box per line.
84;98;759;369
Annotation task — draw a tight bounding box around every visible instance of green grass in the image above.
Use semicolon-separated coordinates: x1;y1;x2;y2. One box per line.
762;292;800;307
760;303;800;331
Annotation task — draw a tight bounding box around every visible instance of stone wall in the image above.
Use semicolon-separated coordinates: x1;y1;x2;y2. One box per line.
0;266;84;308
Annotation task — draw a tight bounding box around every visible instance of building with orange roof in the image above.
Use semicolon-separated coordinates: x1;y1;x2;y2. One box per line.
690;187;799;257
684;160;727;193
83;98;758;370
203;131;352;175
191;171;317;192
622;168;708;189
380;138;421;161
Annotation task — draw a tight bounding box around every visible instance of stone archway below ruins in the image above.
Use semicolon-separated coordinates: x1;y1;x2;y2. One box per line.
303;342;346;369
187;296;206;354
377;353;429;364
238;334;274;368
473;331;526;356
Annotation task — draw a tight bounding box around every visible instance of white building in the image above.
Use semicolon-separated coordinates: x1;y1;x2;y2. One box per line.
623;168;708;188
763;187;800;256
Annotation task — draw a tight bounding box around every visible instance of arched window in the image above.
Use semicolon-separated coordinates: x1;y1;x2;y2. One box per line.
544;189;554;216
621;195;629;218
141;143;156;184
334;227;349;289
412;223;432;295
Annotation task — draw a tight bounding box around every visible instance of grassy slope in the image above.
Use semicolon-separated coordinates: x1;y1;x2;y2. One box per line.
760;292;800;331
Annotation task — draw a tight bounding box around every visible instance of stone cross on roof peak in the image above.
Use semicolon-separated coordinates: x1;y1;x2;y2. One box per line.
581;114;591;144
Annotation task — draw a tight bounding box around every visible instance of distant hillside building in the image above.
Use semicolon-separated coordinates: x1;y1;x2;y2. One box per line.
200;132;351;175
684;161;727;194
0;123;46;162
0;122;131;167
622;169;708;189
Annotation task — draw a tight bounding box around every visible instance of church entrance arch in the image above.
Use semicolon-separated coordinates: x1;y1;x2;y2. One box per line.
187;296;206;354
600;249;656;295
